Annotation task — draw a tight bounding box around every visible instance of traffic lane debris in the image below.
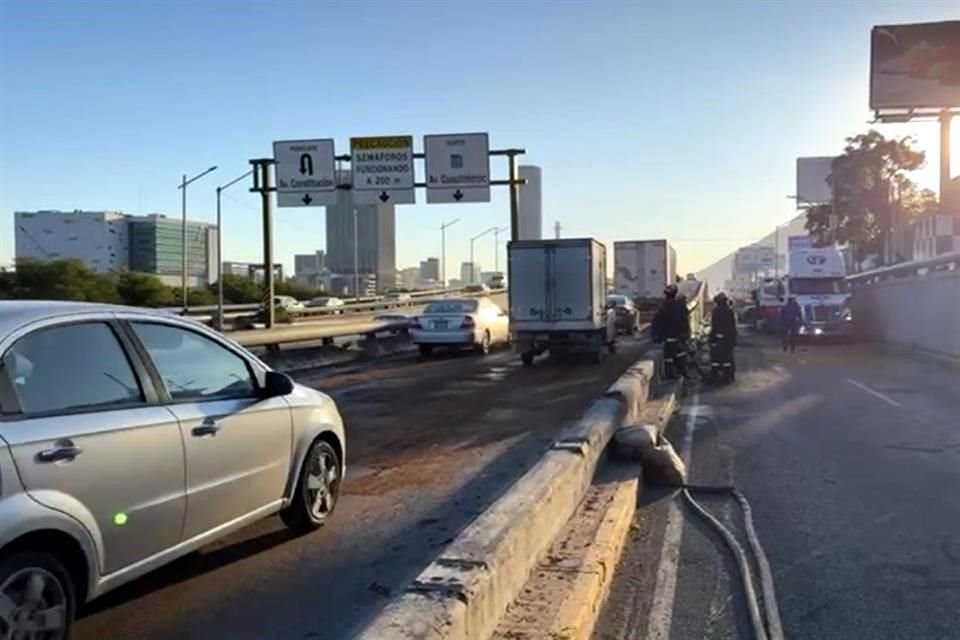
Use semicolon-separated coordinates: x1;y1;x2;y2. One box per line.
72;337;650;640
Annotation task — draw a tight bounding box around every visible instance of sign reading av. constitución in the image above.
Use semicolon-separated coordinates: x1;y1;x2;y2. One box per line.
350;135;415;205
273;139;337;207
424;133;491;203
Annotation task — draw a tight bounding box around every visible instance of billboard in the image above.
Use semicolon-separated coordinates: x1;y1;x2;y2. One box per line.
796;156;835;206
734;245;775;274
870;21;960;110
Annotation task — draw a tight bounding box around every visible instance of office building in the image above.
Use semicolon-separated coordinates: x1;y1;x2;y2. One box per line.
399;267;420;290
294;250;325;277
460;261;481;284
293;250;327;286
15;210;130;272
221;261;283;282
518;165;542;240
128;214;218;286
14;210;218;286
326;172;396;291
419;257;440;282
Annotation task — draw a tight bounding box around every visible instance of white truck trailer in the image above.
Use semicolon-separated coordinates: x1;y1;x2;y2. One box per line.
508;238;616;365
614;240;677;301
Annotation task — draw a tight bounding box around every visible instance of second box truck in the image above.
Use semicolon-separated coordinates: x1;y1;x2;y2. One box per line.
508;238;616;365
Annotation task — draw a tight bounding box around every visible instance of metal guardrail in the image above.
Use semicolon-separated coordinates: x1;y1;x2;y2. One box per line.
170;286;483;321
847;251;960;286
229;289;508;348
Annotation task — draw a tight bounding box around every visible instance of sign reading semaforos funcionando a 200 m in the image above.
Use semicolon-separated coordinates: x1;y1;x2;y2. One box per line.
424;133;491;204
273;139;337;208
350;136;416;205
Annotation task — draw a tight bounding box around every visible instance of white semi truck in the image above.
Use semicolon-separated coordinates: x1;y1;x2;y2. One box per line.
787;247;852;338
614;240;677;301
752;247;851;337
508;238;616;365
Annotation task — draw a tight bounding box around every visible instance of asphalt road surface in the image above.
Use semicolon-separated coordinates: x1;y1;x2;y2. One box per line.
595;333;960;640
73;333;649;640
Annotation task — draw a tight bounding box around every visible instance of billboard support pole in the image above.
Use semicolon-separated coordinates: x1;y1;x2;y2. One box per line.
940;110;952;208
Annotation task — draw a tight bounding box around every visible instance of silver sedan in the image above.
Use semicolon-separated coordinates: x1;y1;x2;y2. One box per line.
410;297;510;356
0;301;346;638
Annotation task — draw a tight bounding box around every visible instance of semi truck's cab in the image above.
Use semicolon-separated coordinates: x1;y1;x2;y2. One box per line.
787;248;852;338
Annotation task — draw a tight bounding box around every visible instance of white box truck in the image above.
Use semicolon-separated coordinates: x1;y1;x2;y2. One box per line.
508;238;616;366
614;240;677;301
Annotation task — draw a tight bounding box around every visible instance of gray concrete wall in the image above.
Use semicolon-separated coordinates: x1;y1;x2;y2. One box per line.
852;269;960;357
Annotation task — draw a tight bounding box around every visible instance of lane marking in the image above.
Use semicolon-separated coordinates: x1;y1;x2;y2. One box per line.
644;390;701;640
846;378;902;407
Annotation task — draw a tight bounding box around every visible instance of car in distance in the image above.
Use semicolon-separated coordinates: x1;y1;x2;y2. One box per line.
410;297;509;356
307;296;345;309
607;294;640;334
273;295;305;313
383;292;412;302
0;301;346;637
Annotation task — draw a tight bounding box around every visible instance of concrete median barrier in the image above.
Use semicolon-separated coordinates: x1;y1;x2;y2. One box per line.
355;359;655;640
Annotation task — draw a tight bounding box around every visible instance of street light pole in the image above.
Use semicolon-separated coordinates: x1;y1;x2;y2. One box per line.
440;218;460;288
177;165;217;313
353;208;360;299
215;170;253;330
493;226;508;272
470;226;498;284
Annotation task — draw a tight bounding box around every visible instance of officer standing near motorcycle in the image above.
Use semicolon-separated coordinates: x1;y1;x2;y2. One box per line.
652;284;690;378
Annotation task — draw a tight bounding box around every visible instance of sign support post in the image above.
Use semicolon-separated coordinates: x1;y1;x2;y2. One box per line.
249;158;276;329
506;150;522;241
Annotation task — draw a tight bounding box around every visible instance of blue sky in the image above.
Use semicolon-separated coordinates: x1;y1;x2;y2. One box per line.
1;0;956;276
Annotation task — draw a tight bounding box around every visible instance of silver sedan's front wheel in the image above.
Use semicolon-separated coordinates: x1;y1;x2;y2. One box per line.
281;440;342;534
0;553;74;640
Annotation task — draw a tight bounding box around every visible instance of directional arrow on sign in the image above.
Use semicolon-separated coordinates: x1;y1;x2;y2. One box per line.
453;189;464;201
379;191;390;203
299;154;314;176
302;193;313;205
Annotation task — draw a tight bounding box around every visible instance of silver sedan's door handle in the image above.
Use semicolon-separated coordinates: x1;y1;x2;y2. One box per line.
191;421;220;437
37;440;83;463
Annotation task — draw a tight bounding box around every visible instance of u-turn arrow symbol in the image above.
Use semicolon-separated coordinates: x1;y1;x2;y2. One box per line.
299;154;314;176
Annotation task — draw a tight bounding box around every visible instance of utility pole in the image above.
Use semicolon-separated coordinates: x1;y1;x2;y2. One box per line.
249;158;276;328
177;166;217;313
470;226;498;284
554;221;562;239
440;218;460;288
215;169;253;330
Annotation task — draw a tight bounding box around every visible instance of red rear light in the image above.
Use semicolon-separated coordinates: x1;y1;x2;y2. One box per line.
460;316;475;329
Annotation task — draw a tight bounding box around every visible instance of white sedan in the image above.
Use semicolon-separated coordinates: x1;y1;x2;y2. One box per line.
411;297;509;356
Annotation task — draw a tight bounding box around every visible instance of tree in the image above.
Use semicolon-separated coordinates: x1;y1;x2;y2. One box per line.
218;274;262;304
275;279;323;301
186;287;216;306
116;271;174;307
805;130;931;261
12;259;121;303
